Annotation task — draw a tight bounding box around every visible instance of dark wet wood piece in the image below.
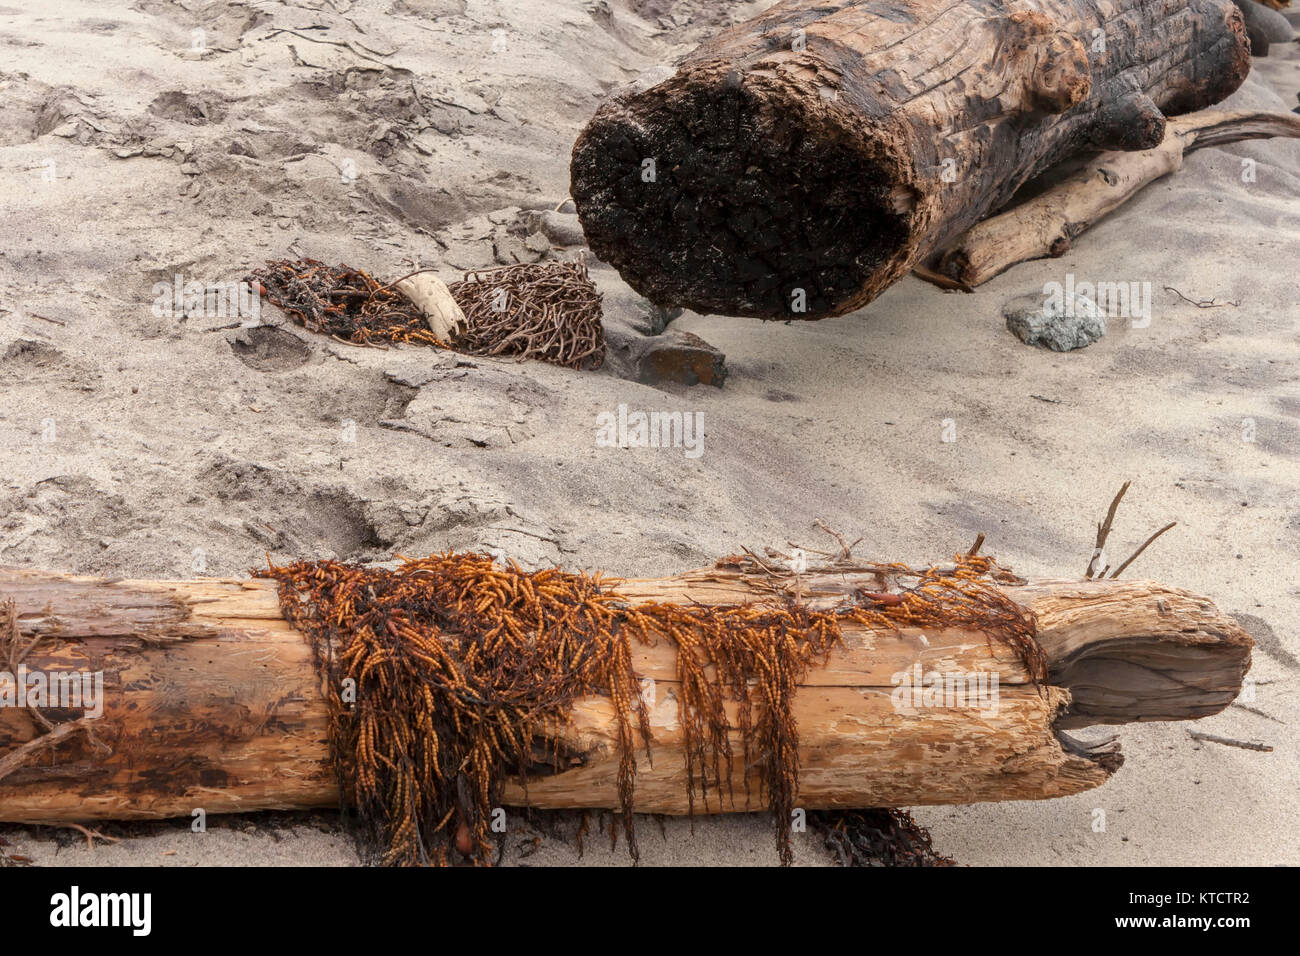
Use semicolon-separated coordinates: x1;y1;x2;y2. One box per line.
571;0;1250;319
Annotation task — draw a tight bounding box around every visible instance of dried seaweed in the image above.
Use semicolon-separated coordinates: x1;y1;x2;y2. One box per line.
449;260;605;369
810;808;955;867
248;259;447;347
247;258;606;369
846;553;1046;681
256;551;1042;866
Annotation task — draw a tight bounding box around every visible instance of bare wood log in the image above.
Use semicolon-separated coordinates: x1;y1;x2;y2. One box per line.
932;110;1300;286
0;562;1251;822
570;0;1250;319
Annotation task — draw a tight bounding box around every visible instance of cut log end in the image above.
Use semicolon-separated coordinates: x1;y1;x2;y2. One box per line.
571;71;912;319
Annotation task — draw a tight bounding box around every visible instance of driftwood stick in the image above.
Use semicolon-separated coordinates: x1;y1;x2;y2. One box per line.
1086;481;1130;579
930;110;1300;287
1110;521;1177;579
0;717;97;785
1188;730;1274;752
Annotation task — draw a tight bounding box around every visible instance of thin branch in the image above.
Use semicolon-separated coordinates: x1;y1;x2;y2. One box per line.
1164;286;1239;309
59;822;121;851
0;717;96;784
910;264;973;293
813;520;862;562
1109;521;1176;578
1187;730;1273;753
1086;481;1130;579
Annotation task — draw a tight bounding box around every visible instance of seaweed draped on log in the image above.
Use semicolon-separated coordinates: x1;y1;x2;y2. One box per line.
570;0;1250;319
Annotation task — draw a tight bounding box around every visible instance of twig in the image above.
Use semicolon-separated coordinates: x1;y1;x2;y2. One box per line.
0;717;96;784
967;532;986;556
1109;521;1176;578
1187;730;1273;753
59;822;121;851
372;266;442;296
1164;286;1239;309
1086;481;1130;578
813;519;862;562
1230;702;1283;724
0;309;66;326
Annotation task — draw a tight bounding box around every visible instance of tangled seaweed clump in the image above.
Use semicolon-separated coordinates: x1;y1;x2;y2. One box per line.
449;260;605;369
248;259;445;347
810;808;956;867
256;551;1041;866
246;258;605;369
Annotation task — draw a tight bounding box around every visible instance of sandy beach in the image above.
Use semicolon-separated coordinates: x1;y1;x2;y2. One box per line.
1;0;1297;866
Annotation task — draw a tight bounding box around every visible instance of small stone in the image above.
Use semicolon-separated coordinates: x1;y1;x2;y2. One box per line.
493;235;530;265
631;297;682;336
399;504;429;527
1004;291;1106;351
523;210;586;247
636;330;726;387
524;230;551;254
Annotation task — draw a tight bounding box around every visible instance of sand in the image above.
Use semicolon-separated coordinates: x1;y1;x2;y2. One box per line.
1;0;1297;867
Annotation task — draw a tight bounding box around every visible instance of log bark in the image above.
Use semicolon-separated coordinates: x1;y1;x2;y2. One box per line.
570;0;1250;319
931;110;1300;286
0;562;1251;822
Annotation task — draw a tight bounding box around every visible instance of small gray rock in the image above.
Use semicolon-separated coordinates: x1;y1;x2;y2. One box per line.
632;297;682;336
521;209;586;247
1231;0;1295;43
1004;291;1106;351
524;230;551;255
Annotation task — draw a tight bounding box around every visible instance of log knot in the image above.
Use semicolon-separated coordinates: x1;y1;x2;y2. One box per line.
1005;12;1091;114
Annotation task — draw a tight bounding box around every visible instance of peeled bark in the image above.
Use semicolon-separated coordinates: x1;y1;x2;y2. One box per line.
571;0;1250;319
0;561;1252;822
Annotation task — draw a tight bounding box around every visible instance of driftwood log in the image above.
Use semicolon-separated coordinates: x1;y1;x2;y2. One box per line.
571;0;1250;319
0;560;1251;822
930;109;1300;286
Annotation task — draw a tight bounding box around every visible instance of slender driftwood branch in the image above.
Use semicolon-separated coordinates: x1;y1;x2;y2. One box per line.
1188;730;1273;752
1086;481;1130;579
1110;522;1177;579
929;110;1300;287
